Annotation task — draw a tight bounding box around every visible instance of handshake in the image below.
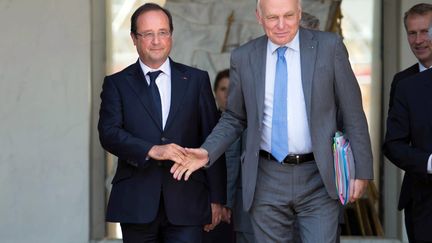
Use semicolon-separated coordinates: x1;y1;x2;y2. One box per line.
147;143;210;180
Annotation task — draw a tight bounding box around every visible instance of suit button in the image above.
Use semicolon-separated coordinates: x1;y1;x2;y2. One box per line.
157;161;163;167
161;137;168;142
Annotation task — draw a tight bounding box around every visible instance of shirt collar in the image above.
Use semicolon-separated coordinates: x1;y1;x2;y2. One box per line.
268;30;300;54
419;62;431;72
139;58;171;78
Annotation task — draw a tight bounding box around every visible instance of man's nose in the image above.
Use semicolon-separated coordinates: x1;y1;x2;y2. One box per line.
151;35;161;44
277;17;286;29
414;32;427;44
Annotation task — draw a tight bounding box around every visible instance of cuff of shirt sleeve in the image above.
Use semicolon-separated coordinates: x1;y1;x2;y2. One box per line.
428;154;432;174
203;160;211;169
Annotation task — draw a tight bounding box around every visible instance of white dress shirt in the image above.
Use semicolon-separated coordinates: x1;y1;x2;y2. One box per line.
419;62;431;72
139;58;171;130
260;31;312;154
428;156;432;174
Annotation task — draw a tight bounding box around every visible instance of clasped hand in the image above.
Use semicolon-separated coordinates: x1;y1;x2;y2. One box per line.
169;147;209;180
147;144;208;180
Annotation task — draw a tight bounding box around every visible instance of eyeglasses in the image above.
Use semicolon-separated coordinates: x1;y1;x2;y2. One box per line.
135;30;171;40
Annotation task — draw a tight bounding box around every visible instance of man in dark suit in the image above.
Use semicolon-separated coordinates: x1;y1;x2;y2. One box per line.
384;3;432;242
383;68;432;243
98;3;226;242
203;69;254;243
202;69;235;243
171;0;373;242
388;3;432;108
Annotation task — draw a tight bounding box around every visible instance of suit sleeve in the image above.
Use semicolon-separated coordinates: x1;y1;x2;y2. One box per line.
224;138;242;208
199;72;227;204
388;75;399;110
333;36;373;179
98;76;154;168
383;81;431;176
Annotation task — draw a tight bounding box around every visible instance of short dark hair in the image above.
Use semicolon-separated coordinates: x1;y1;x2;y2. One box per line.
403;3;432;30
300;12;320;30
213;69;230;92
130;3;174;35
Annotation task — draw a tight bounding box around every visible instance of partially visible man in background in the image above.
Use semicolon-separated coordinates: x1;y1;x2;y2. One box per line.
300;11;320;30
384;66;432;243
204;69;255;243
203;69;236;243
384;3;432;243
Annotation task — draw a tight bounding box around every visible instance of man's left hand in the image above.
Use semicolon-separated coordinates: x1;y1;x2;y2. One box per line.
349;179;369;203
203;203;223;232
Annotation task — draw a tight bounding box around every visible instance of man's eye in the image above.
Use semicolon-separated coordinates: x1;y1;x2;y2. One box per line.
143;32;154;38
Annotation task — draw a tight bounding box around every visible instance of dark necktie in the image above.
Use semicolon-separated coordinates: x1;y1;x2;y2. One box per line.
147;70;163;128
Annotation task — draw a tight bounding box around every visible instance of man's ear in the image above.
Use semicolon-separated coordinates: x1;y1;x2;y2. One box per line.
256;9;263;25
130;32;137;46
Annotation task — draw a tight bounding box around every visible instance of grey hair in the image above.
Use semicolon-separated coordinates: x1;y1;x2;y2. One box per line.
256;0;303;15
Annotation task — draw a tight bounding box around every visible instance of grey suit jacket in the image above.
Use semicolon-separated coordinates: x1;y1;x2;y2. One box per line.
202;28;373;211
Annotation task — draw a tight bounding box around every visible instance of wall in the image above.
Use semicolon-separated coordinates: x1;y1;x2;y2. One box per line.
0;1;91;242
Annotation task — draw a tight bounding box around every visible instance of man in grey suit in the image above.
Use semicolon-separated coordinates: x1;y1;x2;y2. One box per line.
171;0;373;242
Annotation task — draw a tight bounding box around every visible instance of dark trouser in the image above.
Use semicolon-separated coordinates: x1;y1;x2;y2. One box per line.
202;221;234;243
120;199;202;243
405;203;416;243
405;203;432;243
235;231;255;243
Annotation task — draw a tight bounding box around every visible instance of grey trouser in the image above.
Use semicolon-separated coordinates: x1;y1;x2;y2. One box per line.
250;157;339;243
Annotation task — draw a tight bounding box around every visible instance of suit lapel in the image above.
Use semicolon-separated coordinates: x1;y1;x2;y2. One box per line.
250;36;268;124
126;60;163;131
299;28;317;122
164;60;189;131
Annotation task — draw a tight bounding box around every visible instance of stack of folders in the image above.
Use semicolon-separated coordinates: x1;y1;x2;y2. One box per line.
333;131;355;205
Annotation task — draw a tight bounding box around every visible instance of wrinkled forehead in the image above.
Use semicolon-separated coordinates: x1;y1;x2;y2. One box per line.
406;13;432;30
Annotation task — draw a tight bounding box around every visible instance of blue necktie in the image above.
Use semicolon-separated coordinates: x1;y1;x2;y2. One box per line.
147;71;163;128
271;46;288;162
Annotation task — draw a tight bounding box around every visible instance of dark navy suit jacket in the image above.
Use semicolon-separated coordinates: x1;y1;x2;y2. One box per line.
388;63;419;109
384;68;432;241
386;63;419;211
98;59;226;225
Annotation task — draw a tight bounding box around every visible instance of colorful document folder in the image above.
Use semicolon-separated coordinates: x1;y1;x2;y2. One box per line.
333;131;355;205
